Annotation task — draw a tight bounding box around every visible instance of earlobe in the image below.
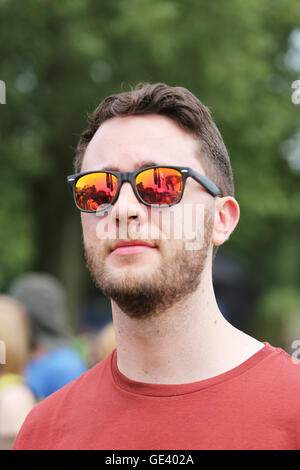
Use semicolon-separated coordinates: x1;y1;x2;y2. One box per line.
212;197;240;247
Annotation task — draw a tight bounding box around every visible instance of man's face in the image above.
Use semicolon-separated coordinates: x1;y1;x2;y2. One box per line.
80;114;216;318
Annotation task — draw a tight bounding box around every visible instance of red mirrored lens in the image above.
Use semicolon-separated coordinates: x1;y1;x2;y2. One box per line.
75;172;118;211
136;168;182;205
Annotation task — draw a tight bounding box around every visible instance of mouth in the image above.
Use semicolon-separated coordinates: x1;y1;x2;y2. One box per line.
110;240;157;256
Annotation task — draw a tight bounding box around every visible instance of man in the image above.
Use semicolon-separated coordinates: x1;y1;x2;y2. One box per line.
13;83;300;450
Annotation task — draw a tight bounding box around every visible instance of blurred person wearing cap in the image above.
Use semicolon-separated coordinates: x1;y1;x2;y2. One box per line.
0;296;36;450
12;83;300;450
9;272;87;401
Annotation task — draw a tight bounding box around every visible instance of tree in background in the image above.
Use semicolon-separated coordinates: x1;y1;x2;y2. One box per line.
0;0;299;341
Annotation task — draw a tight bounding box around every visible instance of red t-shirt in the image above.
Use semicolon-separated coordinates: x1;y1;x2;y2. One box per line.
12;342;300;450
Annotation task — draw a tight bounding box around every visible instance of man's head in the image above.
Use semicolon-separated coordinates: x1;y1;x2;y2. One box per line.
75;83;234;198
73;83;239;319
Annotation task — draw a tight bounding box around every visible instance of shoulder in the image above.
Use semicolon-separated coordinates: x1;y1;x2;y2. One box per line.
25;347;88;399
254;343;300;410
270;345;300;388
263;343;300;382
12;352;113;449
26;351;111;416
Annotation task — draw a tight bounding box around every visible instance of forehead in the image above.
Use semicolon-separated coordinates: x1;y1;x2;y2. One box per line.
81;114;205;173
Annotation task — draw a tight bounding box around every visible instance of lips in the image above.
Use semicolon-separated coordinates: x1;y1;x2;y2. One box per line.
110;240;156;256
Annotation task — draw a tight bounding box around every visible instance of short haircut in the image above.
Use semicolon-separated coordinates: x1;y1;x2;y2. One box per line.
74;82;234;198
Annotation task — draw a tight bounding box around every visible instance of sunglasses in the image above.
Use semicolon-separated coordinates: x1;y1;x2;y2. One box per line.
67;166;223;213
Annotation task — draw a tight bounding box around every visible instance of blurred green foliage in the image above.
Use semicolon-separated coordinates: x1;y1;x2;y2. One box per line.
0;0;300;339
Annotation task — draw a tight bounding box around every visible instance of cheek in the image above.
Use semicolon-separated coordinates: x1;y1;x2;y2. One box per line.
81;213;103;244
157;203;213;248
150;206;184;241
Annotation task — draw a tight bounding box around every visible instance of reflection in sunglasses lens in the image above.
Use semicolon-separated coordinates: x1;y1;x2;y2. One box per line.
136;168;182;205
75;173;118;211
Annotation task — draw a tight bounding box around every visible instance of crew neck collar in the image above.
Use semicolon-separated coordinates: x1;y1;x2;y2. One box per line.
110;342;279;397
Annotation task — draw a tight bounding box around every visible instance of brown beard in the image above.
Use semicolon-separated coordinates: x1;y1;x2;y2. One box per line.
84;210;214;319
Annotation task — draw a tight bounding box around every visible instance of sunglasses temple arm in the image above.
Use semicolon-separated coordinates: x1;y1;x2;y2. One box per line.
189;169;223;197
67;175;77;186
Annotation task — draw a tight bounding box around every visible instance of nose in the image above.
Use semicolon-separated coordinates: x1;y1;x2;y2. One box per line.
111;181;147;230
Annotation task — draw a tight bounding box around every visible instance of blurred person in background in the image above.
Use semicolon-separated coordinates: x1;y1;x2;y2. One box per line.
12;83;300;450
9;272;87;401
0;296;36;450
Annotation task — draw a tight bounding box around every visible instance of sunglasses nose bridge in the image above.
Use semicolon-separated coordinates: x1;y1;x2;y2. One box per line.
113;173;147;220
122;172;131;182
118;172;135;190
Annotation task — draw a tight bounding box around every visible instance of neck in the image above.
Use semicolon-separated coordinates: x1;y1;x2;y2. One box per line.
111;263;263;384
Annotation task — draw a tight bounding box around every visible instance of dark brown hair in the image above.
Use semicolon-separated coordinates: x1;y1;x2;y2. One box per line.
74;82;234;198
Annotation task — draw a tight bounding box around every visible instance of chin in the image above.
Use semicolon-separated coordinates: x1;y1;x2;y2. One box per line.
108;249;158;266
109;261;156;278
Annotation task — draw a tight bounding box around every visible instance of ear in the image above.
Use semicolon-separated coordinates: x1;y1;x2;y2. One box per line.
212;196;240;247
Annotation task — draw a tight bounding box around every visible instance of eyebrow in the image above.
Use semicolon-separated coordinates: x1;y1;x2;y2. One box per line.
100;160;160;172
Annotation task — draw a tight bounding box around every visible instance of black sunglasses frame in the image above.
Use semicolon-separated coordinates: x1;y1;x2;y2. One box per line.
67;165;223;213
